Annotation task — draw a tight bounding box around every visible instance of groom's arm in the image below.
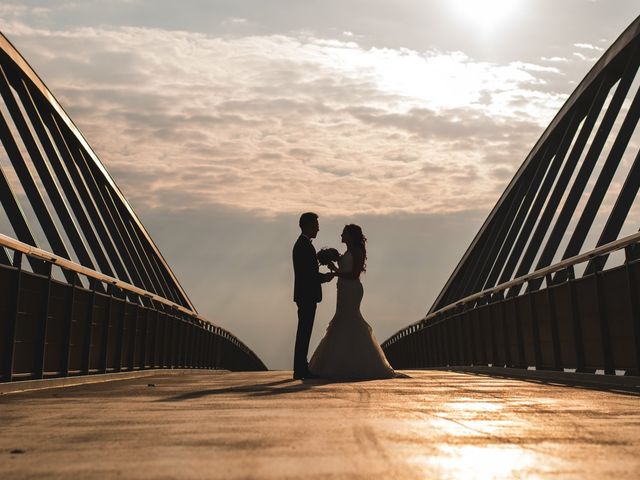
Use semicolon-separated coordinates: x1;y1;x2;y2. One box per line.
319;272;334;283
333;250;362;280
304;243;333;283
308;245;335;283
294;241;331;286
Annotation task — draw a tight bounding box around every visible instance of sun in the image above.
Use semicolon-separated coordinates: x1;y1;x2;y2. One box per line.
450;0;522;31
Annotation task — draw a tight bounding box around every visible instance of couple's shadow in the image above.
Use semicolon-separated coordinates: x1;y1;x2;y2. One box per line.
158;376;403;402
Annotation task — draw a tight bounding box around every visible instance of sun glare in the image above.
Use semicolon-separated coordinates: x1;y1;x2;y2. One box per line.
451;0;522;31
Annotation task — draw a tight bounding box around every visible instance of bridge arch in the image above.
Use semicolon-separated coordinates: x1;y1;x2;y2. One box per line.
0;32;266;382
383;15;640;375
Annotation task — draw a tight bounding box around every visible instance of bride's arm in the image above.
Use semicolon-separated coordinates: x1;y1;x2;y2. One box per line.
334;250;363;280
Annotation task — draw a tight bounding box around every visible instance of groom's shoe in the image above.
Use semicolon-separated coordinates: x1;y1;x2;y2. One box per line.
293;369;318;380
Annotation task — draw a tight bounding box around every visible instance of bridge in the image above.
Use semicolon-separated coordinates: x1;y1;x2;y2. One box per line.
1;15;640;480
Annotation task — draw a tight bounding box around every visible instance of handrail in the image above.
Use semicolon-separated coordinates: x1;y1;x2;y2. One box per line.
384;229;640;345
0;232;263;358
0;232;207;322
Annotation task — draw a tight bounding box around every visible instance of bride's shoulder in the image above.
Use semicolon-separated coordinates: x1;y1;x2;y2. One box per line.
343;249;363;265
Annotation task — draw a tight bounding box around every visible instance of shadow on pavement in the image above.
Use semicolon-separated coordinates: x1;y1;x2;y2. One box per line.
155;378;334;401
446;367;640;397
157;375;408;402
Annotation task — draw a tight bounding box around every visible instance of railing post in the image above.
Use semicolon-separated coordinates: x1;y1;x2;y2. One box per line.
199;325;206;369
128;300;138;370
488;296;499;366
151;308;160;369
3;251;22;382
197;323;203;368
61;276;76;377
439;321;449;367
419;326;428;368
170;315;178;368
624;246;640;374
183;315;193;368
546;273;563;371
196;323;201;368
82;279;97;375
413;327;420;367
177;316;185;368
211;331;218;369
479;304;491;366
115;291;126;372
195;324;201;369
428;325;436;367
527;290;542;369
99;284;113;373
189;322;196;368
172;315;179;368
209;330;215;369
465;305;482;365
451;315;461;366
178;316;184;368
513;284;526;368
184;321;191;368
160;310;168;368
594;270;615;374
34;261;53;380
202;328;209;369
215;332;222;369
565;266;586;372
499;297;511;367
139;306;149;370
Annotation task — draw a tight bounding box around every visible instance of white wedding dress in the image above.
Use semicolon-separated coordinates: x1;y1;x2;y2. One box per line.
309;251;395;379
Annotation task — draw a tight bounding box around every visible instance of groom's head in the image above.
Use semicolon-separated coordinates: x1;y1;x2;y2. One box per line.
299;212;319;239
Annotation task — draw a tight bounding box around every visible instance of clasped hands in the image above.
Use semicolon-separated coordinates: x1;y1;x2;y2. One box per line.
322;261;338;281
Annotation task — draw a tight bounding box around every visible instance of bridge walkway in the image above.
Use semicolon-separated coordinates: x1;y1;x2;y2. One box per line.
1;370;639;479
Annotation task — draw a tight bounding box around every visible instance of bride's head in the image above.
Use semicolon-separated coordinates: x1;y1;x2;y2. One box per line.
341;224;367;272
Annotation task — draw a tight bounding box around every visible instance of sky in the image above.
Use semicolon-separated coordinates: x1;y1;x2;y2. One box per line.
0;1;638;369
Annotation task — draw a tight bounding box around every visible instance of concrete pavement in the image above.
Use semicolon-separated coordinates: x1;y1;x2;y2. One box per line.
1;369;639;478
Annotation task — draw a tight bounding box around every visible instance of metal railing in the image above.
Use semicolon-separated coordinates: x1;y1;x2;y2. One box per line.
0;30;268;381
1;235;267;382
382;233;640;374
385;230;640;343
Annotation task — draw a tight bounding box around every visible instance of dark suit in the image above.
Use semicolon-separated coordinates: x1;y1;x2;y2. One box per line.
292;234;325;375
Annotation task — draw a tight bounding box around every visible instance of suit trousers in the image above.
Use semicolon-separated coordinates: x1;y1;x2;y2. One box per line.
294;301;317;374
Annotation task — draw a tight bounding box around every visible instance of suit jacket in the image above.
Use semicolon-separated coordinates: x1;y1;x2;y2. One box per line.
293;235;323;304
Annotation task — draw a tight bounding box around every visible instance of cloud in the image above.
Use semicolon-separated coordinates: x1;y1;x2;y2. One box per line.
573;42;604;51
573;51;599;62
0;4;51;17
0;19;579;218
541;56;570;63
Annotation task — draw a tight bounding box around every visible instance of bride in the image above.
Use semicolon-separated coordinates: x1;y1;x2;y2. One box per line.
309;224;395;379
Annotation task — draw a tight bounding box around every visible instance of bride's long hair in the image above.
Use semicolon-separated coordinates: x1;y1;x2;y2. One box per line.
344;224;367;272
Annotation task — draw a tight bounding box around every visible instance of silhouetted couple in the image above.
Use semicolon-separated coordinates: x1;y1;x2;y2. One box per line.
292;212;395;380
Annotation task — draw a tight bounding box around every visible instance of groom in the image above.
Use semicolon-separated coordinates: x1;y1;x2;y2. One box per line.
292;212;334;380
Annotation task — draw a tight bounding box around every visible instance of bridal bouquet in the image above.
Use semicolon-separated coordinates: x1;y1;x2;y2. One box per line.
317;247;340;265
